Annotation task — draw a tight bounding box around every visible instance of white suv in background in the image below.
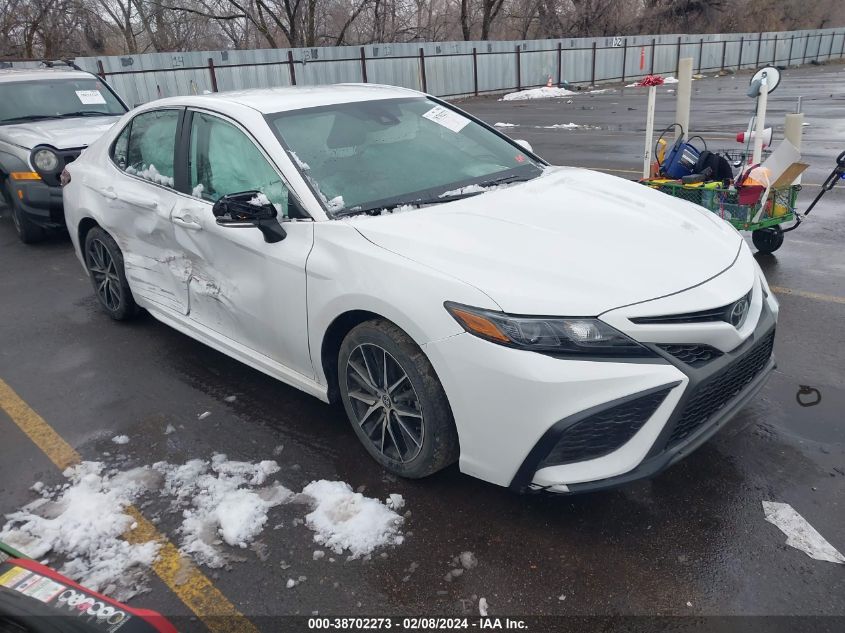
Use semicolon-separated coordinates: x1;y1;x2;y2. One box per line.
62;85;778;493
0;65;127;243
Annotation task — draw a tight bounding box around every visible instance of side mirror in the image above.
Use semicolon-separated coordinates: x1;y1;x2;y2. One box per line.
514;139;533;153
212;191;287;243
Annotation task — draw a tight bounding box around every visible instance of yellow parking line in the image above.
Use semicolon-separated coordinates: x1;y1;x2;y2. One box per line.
770;286;845;305
0;378;259;633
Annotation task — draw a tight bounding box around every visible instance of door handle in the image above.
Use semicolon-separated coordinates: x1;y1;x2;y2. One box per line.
98;187;117;200
172;213;202;230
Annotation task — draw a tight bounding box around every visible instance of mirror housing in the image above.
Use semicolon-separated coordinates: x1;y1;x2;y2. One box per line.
514;139;533;153
212;191;287;243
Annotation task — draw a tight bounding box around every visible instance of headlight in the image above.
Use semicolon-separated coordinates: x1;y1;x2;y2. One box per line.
445;302;654;357
32;147;59;172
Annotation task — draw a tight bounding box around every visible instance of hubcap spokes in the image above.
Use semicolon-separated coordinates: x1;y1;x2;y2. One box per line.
346;343;424;463
87;239;121;311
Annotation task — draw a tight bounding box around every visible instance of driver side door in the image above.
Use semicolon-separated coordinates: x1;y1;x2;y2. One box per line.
169;109;315;380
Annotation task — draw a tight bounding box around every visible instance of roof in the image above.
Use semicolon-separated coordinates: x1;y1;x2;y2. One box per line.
152;83;423;114
0;68;93;83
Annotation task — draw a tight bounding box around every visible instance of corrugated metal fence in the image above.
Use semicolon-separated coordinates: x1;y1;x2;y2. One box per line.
4;28;844;105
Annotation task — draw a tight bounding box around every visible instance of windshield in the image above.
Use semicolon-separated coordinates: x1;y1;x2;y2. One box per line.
0;78;125;125
266;97;544;215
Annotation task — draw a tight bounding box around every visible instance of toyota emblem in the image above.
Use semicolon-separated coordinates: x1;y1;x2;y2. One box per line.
729;297;749;328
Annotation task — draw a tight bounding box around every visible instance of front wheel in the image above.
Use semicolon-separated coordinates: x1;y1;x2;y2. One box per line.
84;227;139;320
752;225;784;254
338;320;459;479
5;183;45;244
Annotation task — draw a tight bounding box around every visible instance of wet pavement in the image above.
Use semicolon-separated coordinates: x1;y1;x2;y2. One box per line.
0;63;843;627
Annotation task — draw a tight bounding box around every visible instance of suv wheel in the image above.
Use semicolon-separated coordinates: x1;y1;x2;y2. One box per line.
84;227;139;320
338;320;459;478
4;182;45;244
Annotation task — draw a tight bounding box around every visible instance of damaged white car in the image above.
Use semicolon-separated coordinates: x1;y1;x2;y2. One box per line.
62;85;778;493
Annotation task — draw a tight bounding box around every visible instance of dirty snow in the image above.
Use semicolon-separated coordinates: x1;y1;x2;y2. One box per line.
542;122;580;129
302;480;405;558
125;164;174;188
493;122;518;127
762;501;844;564
164;424;176;435
479;597;489;616
0;462;161;601
197;411;211;420
663;76;679;84
385;494;405;511
111;435;130;445
502;86;577;101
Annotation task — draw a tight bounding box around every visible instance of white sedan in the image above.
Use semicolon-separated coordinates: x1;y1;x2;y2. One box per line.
62;84;778;493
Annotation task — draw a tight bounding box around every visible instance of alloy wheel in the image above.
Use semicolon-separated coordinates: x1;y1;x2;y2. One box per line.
345;343;424;463
87;238;122;311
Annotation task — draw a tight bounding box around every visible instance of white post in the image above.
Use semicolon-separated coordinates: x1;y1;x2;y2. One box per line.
784;112;805;183
643;85;657;178
674;58;693;141
752;75;769;164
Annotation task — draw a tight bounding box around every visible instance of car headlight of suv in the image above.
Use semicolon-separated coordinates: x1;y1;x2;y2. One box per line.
445;302;654;357
31;147;60;173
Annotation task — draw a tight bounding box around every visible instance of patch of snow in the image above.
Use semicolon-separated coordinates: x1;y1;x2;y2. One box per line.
441;184;485;198
663;76;679;84
248;193;271;207
459;551;478;570
542;122;580;129
197;411;211;421
479;597;489;616
558;594;566;601
502;86;577;101
385;494;405;511
588;88;614;94
164;424;176;435
0;462;161;601
625;82;640;87
313;549;325;561
191;183;204;197
223;395;237;403
125;164;174;188
289;151;311;171
326;196;345;212
111;435;129;445
762;501;844;564
493;122;518;127
302;480;404;558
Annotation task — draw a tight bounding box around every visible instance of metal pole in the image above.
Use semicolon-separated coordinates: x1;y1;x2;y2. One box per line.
96;60;106;79
590;41;597;85
676;36;682;75
287;51;296;85
207;58;218;92
516;44;521;90
643;85;657;178
360;47;368;82
827;33;835;60
697;38;703;74
472;47;479;96
720;40;727;71
752;77;768;165
737;36;744;72
841;31;845;60
755;32;762;67
788;34;794;66
418;48;427;93
772;34;777;65
557;42;562;86
801;35;809;65
649;38;655;74
621;38;628;83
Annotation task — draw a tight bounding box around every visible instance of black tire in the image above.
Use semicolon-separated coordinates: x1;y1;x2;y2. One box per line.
83;227;139;321
5;182;46;244
752;226;784;254
338;319;459;478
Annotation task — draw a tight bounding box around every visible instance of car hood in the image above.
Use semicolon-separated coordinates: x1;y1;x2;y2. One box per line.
0;116;120;151
350;167;743;315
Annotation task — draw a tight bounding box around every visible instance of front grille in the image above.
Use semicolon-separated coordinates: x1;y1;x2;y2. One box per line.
658;343;723;367
538;388;671;468
667;330;775;447
632;290;752;326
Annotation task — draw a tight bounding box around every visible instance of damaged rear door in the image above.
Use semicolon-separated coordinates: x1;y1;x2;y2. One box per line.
169;109;315;379
105;107;190;314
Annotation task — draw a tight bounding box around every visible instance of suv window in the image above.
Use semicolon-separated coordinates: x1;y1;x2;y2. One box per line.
189;111;289;215
0;77;125;125
112;110;179;188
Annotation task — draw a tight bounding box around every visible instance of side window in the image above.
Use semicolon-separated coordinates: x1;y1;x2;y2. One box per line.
112;110;179;188
189;112;289;216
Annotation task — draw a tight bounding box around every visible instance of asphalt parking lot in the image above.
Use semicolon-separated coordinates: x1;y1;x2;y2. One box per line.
1;63;843;630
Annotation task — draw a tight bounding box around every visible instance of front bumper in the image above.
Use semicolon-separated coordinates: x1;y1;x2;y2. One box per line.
7;179;65;229
424;292;777;493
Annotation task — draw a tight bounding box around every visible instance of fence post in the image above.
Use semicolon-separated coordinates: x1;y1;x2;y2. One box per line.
840;31;845;59
472;47;479;96
515;44;521;90
418;48;427;93
801;35;809;65
287;51;296;85
772;34;777;65
621;38;628;83
788;34;794;65
696;38;703;74
207;58;218;92
827;32;834;60
737;36;744;72
360;47;368;82
675;36;682;75
591;41;597;84
649;38;655;74
96;60;106;79
755;32;762;67
557;42;562;86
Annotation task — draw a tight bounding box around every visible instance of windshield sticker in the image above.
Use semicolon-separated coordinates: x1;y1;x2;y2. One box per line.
75;90;107;105
422;106;469;133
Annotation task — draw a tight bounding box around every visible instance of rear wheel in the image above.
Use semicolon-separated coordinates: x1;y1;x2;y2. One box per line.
338;320;459;478
84;227;139;320
752;225;784;254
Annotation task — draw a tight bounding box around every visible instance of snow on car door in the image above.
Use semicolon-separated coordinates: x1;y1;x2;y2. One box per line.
170;110;314;379
106;108;190;314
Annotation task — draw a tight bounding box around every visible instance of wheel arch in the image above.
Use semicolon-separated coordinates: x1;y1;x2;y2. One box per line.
77;217;102;251
320;309;384;404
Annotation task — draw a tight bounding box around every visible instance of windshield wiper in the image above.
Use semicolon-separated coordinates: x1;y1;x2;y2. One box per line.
0;114;61;124
59;110;118;118
337;190;484;217
477;173;537;187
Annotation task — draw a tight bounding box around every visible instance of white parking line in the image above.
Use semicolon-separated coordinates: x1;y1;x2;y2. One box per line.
762;501;845;564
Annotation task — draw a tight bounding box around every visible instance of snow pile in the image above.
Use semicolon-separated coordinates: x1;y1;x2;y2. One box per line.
155;454;292;567
502;86;577;101
663;76;679;84
0;462;161;601
302;480;404;558
543;122;580;129
125;164;174;188
111;435;129;445
493;122;518;127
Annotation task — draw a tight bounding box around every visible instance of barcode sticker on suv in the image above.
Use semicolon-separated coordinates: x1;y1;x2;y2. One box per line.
75;90;107;105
